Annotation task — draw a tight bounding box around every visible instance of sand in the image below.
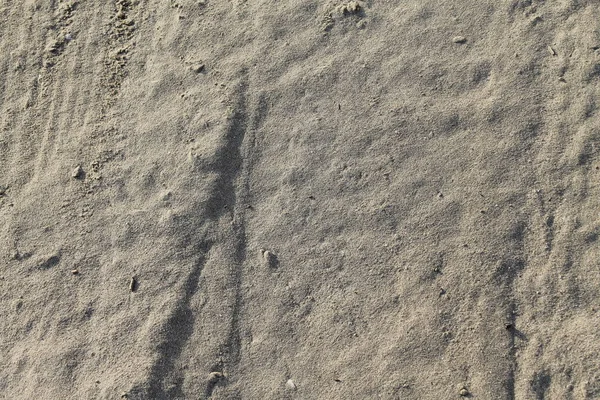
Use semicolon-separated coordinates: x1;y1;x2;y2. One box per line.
1;0;599;399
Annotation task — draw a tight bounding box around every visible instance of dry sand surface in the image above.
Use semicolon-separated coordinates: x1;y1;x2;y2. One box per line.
1;0;600;399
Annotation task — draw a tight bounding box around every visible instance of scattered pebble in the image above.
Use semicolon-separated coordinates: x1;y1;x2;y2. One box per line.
547;45;556;56
65;33;73;41
129;276;138;292
459;387;470;396
286;379;297;390
452;36;467;44
567;383;574;391
530;15;542;25
261;249;279;269
0;185;7;196
208;371;225;384
191;63;205;73
72;165;84;179
71;269;79;275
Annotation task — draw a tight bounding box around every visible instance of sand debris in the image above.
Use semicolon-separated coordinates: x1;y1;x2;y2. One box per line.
286;379;297;390
208;371;225;385
191;63;205;73
337;1;361;15
129;276;138;292
261;248;279;269
72;165;84;179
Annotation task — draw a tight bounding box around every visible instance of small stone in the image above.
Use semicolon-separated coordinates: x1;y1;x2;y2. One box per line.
0;185;7;196
191;63;205;73
72;165;84;179
348;1;361;12
566;383;574;391
65;33;73;41
71;269;80;275
530;15;542;25
452;36;467;44
261;249;279;269
547;45;556;56
129;276;138;292
286;379;297;390
459;387;470;396
208;371;224;384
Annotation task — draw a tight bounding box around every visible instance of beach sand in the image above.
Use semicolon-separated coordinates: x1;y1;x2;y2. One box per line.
1;0;599;398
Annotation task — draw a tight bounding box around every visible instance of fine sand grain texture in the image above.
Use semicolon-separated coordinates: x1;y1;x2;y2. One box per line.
1;0;600;399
